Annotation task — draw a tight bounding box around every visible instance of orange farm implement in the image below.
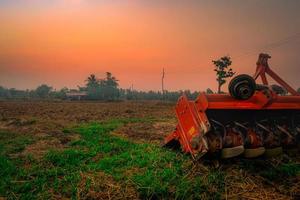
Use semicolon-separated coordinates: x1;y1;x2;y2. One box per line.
164;53;300;159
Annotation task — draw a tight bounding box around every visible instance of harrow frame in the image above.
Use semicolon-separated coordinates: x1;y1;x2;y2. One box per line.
164;53;300;159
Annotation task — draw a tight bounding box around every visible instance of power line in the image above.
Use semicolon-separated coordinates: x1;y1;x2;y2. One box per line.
234;32;300;60
165;32;300;74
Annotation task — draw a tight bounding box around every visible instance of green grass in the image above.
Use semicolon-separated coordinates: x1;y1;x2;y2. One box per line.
0;120;225;199
256;162;300;182
0;119;299;199
71;121;225;199
0;131;34;155
0;131;36;198
240;159;300;182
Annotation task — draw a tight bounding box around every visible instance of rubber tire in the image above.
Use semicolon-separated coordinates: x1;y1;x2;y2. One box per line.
228;74;256;100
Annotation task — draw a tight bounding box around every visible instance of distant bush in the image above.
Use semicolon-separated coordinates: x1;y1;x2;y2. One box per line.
35;84;52;98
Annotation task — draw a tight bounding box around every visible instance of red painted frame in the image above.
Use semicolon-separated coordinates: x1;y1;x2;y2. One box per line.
164;53;300;159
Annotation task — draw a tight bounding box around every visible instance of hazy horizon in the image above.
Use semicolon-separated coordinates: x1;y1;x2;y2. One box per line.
1;0;300;92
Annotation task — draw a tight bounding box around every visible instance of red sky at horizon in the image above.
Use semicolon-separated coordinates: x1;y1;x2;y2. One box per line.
0;1;300;92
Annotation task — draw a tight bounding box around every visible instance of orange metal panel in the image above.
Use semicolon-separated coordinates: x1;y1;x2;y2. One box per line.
164;53;300;159
202;92;300;110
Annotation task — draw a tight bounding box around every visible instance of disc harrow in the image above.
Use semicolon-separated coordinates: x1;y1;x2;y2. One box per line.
164;53;300;159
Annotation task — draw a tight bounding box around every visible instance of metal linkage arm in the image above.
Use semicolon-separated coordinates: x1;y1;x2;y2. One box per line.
254;53;299;96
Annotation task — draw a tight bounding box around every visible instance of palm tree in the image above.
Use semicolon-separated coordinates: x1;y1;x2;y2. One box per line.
85;74;100;99
105;72;119;88
86;74;98;88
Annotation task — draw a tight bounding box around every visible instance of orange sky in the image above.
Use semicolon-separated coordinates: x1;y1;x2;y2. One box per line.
0;1;300;91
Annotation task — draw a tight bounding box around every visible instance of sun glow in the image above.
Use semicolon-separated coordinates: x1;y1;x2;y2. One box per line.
0;1;299;91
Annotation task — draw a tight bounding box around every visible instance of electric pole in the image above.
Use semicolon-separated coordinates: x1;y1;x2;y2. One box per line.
162;68;165;100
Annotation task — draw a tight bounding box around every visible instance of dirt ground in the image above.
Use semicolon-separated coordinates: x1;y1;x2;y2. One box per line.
0;100;299;200
0;101;175;157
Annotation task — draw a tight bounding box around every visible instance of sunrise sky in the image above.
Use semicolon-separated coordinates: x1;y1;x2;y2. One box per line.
0;0;300;92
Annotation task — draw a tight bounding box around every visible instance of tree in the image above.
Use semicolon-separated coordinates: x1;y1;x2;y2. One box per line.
206;88;214;94
103;72;119;100
298;88;300;93
85;72;119;100
86;74;100;100
35;84;52;98
212;56;235;93
51;87;69;99
0;86;7;97
86;74;98;88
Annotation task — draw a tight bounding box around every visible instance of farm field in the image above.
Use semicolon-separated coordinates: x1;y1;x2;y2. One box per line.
0;101;299;200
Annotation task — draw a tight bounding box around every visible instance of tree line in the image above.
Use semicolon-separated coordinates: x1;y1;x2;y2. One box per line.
0;56;298;101
0;72;204;101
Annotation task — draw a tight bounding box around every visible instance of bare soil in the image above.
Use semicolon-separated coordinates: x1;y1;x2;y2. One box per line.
0;101;175;157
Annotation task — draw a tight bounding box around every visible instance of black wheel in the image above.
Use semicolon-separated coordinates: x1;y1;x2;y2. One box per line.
228;74;256;100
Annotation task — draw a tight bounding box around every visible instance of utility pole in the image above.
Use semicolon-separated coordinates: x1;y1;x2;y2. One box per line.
162;68;165;100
